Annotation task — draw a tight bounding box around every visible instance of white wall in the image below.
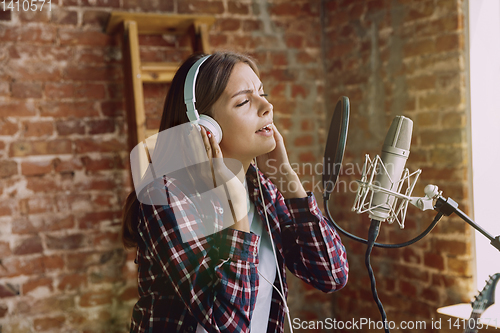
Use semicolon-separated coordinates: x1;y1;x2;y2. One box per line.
469;0;500;291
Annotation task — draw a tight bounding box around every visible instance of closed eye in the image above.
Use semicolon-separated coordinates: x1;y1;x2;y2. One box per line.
236;100;249;107
235;94;268;107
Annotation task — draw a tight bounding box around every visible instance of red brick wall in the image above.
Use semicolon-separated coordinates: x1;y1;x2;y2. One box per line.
324;0;474;332
0;0;328;332
0;0;474;332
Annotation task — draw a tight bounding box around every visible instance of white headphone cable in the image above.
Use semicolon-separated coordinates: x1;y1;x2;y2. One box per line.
254;159;294;333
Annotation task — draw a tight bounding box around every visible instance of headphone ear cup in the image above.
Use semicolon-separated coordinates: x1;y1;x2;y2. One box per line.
198;115;223;144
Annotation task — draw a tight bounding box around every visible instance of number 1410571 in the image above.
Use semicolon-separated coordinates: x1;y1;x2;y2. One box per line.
1;0;51;11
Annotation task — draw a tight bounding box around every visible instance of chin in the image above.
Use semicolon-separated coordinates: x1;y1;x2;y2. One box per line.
260;137;276;155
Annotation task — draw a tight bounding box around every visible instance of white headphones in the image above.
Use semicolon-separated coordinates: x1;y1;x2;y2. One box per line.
184;55;223;144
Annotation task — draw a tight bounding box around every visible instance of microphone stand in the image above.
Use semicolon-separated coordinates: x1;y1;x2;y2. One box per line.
434;196;500;252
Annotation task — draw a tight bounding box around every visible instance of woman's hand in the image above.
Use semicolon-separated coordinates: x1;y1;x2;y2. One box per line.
255;124;307;199
199;126;249;232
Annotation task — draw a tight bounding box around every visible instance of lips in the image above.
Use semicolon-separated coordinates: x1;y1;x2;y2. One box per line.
256;123;273;133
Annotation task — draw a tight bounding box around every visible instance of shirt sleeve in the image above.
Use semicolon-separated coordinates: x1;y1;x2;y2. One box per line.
277;190;349;292
137;180;259;333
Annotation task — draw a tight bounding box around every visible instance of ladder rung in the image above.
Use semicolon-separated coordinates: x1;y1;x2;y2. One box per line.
140;62;180;82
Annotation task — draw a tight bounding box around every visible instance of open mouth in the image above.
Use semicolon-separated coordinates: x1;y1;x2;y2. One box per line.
256;124;272;133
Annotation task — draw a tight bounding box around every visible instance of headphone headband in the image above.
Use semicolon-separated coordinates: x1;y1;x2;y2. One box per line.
184;55;211;122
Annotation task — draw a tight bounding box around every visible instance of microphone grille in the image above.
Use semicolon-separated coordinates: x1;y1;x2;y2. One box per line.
383;116;413;151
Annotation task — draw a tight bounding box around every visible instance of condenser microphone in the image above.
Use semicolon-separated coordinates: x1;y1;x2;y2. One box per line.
369;116;413;222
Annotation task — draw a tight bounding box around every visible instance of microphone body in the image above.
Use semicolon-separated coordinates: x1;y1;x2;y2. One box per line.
369;116;413;222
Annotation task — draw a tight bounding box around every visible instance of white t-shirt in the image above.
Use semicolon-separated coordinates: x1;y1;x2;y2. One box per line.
197;182;276;332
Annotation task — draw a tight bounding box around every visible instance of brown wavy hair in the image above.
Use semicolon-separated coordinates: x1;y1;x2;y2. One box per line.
121;51;259;248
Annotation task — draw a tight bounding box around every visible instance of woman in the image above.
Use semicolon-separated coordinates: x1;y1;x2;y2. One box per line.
122;51;349;333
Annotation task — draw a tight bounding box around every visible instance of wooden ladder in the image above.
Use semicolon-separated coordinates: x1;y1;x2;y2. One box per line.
106;12;215;152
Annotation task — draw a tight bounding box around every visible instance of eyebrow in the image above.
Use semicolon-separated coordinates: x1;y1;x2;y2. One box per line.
230;83;263;98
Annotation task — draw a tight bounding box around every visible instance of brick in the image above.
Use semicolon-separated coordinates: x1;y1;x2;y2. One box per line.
75;83;107;99
46;215;75;231
16;295;75;315
270;2;302;16
34;316;66;331
406;1;434;21
56;120;86;136
87;119;115;134
93;231;120;247
40;101;98;118
242;19;262;32
11;82;43;99
0;160;18;178
80;289;113;307
64;65;122;81
75;138;126;153
119;286;138;301
436;34;463;53
398;280;417;297
6;60;62;81
218;18;241;32
51;7;78;25
0;118;18;135
42;255;65;271
0;101;36;117
298;151;316;163
0;25;57;43
8;44;70;62
78;211;121;229
424;252;444;270
0;256;44;278
228;2;249;15
403;39;435;58
407;75;437;91
92;193;116;206
81;155;118;171
0;241;11;257
419;89;462;110
23;277;53;295
420;128;463;146
0;8;11;21
23;121;54;137
178;0;224;14
447;257;472;275
82;10;109;26
433;239;469;256
293;135;313;146
13;236;44;255
26;177;64;193
46;233;85;250
59;30;113;46
82;0;120;7
19;6;51;22
429;147;464;165
58;274;87;291
44;82;75;99
53;158;84;173
10;140;72;157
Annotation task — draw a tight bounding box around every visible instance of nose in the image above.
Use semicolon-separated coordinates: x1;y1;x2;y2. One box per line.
258;95;273;117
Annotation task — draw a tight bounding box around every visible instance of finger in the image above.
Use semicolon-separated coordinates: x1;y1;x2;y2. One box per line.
271;123;284;143
200;126;213;160
209;131;223;159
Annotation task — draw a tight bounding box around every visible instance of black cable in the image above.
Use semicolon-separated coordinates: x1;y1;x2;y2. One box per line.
324;199;444;248
365;219;389;333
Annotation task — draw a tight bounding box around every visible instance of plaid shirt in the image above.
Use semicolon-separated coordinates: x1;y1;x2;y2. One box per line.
130;163;348;333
